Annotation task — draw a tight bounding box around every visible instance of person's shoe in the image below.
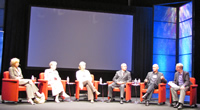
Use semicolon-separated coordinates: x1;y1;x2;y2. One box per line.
174;102;180;108
63;93;70;99
145;100;149;106
41;93;45;97
107;98;112;103
142;93;148;99
95;90;101;95
120;99;123;104
90;99;94;103
172;101;178;107
28;99;35;105
55;98;60;103
126;100;131;103
177;103;183;109
36;92;43;98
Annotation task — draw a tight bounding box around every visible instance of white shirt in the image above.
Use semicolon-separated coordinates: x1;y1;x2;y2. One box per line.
44;69;61;85
76;70;92;89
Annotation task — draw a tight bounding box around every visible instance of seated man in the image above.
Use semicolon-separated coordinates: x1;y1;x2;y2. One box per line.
107;63;132;104
142;64;167;106
170;63;191;109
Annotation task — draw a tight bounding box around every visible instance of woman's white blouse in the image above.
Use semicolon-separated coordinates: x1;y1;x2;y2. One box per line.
76;70;92;89
44;69;61;85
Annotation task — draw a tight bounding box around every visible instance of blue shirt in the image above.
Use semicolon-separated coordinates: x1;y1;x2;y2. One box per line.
178;72;184;86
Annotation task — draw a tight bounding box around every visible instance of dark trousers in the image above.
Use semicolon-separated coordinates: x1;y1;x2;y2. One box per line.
145;83;158;101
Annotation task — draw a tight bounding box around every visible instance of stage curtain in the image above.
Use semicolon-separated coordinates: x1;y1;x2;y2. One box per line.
132;7;153;81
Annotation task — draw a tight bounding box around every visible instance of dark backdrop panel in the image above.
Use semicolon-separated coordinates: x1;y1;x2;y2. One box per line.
193;0;200;103
132;7;153;81
1;0;153;97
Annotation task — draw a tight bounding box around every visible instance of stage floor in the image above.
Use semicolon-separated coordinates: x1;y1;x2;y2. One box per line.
0;96;199;110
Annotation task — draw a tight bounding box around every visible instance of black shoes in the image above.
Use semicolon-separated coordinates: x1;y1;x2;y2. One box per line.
120;99;123;104
142;93;149;106
145;100;149;106
174;102;180;108
142;93;148;99
107;97;123;104
171;101;177;107
174;102;183;109
172;101;178;107
177;103;183;109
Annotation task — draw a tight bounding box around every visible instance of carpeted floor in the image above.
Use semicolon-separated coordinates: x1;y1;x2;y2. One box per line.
0;96;199;110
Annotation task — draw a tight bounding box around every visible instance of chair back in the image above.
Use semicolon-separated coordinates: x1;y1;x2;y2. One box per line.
190;77;196;85
3;71;10;79
91;74;94;83
39;72;45;79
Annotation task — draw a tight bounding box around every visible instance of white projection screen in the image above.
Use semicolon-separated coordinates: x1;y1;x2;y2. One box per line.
27;6;133;71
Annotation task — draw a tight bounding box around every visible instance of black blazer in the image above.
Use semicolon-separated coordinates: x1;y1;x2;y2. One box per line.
174;71;191;87
145;71;167;85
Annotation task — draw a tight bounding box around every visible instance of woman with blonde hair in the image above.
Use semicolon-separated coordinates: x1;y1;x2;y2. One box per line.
76;61;100;103
9;58;44;105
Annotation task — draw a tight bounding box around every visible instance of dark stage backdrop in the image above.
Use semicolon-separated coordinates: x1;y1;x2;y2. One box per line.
1;0;152;99
193;0;200;103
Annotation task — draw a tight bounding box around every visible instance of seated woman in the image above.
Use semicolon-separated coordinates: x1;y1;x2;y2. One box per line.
9;58;44;105
76;61;100;103
44;61;69;103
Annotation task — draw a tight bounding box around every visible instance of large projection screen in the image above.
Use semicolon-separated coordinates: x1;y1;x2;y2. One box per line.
27;7;133;71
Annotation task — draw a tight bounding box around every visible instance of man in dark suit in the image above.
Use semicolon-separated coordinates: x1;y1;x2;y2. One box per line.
107;63;132;104
142;64;167;106
170;63;191;109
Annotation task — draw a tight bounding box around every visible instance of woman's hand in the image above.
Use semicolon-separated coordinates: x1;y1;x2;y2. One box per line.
16;77;22;79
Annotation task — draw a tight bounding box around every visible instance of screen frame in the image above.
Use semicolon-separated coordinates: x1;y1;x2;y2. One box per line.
25;5;135;72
